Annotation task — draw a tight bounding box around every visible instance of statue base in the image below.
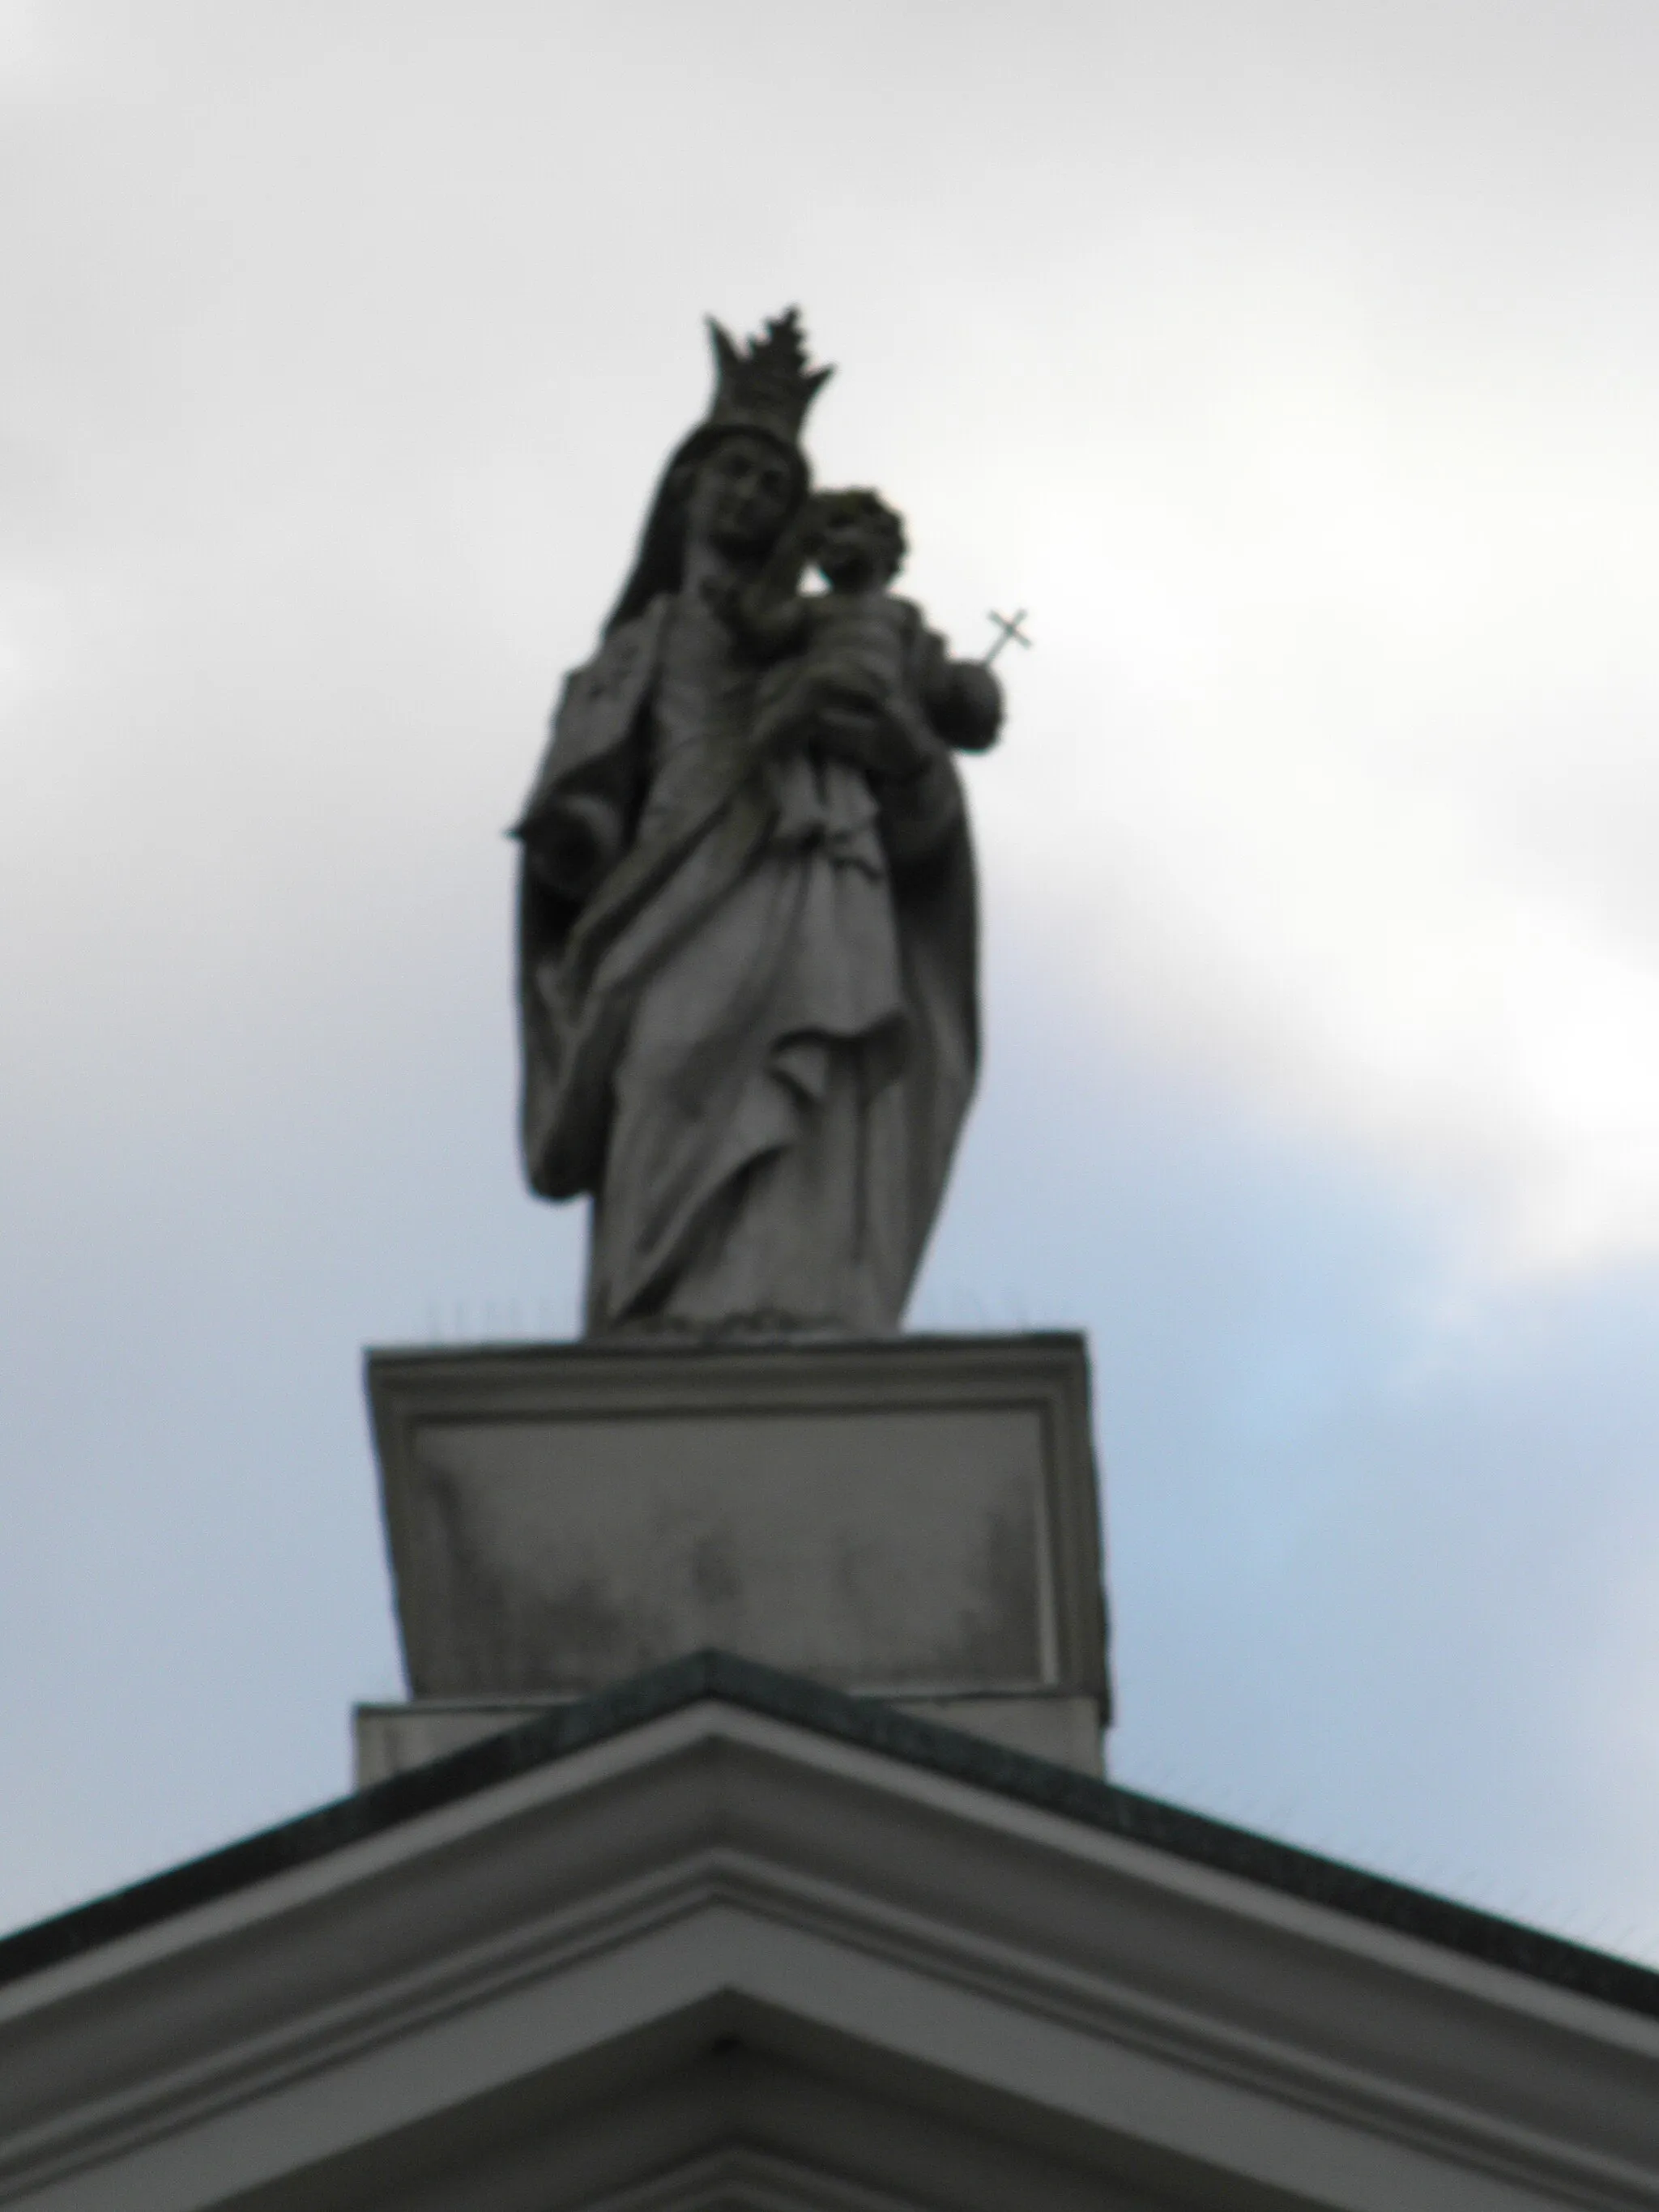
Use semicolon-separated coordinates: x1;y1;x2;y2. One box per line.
361;1332;1111;1780
353;1686;1106;1785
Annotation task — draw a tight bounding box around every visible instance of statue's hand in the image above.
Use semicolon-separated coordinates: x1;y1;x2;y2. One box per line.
815;698;936;783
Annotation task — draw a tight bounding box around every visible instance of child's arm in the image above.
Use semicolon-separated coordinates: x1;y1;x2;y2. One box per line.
705;497;821;658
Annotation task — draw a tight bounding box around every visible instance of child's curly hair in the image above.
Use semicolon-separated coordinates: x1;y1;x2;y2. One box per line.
813;488;907;581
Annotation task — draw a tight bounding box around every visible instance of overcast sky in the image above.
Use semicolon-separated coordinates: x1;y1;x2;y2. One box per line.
4;0;1659;1958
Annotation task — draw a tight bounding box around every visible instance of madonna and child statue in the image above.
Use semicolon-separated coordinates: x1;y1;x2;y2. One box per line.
511;309;1003;1336
365;314;1110;1766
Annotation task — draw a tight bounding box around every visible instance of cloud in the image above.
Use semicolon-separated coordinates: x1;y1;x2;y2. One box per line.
0;0;63;95
938;222;1659;1281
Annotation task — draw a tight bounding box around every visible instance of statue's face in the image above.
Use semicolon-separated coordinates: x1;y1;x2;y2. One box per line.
686;434;795;556
816;504;889;590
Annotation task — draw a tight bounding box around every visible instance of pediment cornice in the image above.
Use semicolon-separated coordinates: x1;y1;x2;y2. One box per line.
2;1690;1656;2212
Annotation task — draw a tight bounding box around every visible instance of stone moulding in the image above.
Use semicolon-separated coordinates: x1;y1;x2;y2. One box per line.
1;1664;1657;2212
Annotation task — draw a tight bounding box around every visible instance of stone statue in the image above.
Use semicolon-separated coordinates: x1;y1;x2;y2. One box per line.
513;310;1002;1335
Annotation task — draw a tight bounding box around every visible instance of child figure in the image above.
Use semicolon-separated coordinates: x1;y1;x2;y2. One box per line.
721;488;980;785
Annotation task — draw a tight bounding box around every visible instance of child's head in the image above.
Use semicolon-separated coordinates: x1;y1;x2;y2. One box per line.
812;488;907;588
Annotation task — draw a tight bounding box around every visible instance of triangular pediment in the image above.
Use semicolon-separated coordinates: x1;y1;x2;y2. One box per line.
2;1662;1656;2212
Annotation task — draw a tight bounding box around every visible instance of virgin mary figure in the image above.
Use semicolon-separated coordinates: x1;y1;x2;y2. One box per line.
513;309;1000;1335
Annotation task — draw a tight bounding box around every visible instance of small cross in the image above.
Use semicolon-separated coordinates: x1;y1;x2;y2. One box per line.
983;607;1032;667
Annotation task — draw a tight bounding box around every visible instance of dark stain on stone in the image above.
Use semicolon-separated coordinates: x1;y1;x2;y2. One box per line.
690;1529;742;1610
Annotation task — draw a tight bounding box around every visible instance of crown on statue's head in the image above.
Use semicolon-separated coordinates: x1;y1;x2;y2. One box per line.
702;306;833;450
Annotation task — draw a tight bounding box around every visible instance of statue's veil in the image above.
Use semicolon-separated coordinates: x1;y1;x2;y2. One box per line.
600;309;831;637
599;423;809;638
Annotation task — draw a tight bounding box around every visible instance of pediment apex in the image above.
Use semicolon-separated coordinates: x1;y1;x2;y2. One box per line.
3;1669;1657;2212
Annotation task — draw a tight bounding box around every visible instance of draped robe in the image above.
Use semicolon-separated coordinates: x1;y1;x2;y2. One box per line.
514;586;979;1336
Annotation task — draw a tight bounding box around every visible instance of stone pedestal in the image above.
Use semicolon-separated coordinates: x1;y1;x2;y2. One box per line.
360;1332;1111;1779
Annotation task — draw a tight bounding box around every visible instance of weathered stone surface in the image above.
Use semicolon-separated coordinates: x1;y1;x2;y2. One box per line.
367;1332;1110;1772
514;309;1000;1334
